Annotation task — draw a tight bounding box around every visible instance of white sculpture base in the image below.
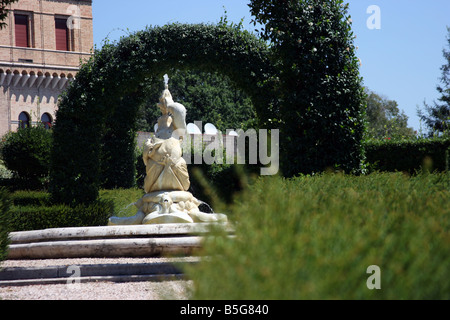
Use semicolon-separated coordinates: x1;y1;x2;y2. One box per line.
7;224;232;259
108;190;227;226
143;212;194;224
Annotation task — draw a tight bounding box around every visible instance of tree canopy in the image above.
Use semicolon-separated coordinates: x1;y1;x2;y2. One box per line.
419;27;450;136
365;89;415;140
0;0;17;29
136;69;256;133
249;0;366;176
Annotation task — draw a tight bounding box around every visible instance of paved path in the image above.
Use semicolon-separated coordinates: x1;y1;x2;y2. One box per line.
0;257;195;300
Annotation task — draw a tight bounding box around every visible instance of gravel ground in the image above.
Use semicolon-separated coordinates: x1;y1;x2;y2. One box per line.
0;258;194;300
0;280;193;300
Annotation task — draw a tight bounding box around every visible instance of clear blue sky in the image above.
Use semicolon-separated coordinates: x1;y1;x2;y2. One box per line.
92;0;450;131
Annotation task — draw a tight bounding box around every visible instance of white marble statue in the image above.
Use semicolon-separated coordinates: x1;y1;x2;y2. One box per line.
155;75;187;139
142;136;190;194
108;75;227;226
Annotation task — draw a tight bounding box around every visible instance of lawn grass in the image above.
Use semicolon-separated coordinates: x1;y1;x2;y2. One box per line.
99;188;144;218
186;172;450;300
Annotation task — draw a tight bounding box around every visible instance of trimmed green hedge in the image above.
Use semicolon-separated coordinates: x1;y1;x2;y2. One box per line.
364;138;450;173
0;188;10;262
9;190;50;207
9;192;113;232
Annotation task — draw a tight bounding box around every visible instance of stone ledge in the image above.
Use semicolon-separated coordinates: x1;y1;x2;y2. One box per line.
6;223;231;260
10;223;230;244
7;237;204;260
0;274;186;287
0;258;198;287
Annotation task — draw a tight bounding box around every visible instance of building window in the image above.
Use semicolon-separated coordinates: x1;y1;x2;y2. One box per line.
55;18;69;51
18;112;30;129
41;113;53;129
15;14;30;48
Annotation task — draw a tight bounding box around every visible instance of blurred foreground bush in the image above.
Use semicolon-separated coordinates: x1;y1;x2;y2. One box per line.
187;172;450;299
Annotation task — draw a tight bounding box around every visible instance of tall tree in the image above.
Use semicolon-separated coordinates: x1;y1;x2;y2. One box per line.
249;0;366;176
419;27;450;136
365;89;415;139
0;0;17;29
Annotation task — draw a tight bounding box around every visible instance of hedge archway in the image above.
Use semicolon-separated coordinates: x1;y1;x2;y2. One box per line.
50;23;277;205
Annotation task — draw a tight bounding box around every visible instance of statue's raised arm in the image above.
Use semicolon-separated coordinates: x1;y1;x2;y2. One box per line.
155;75;187;139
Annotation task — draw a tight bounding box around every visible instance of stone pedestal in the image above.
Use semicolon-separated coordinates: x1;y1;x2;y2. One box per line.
108;191;227;226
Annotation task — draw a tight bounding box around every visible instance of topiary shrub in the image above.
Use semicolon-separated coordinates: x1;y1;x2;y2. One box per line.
51;9;366;204
0;126;52;189
9;190;50;207
50;23;274;205
249;0;366;176
0;187;11;262
100;93;141;190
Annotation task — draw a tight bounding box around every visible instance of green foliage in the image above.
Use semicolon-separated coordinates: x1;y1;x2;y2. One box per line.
187;173;450;300
137;69;256;133
8;189;147;231
0;0;17;29
188;164;254;209
100;93;141;189
51;3;367;203
364;89;415;140
50;23;274;205
9;190;50;207
99;188;144;218
0;187;11;262
0;126;53;189
364;137;450;173
419;27;450;136
9;190;113;231
249;0;366;176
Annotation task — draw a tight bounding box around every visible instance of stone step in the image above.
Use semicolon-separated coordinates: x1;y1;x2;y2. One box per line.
10;223;230;244
0;259;198;287
7;223;231;260
0;274;187;287
7;237;203;260
0;274;185;287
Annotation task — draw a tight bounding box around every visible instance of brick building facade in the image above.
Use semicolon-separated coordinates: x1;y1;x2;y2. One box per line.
0;0;93;136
